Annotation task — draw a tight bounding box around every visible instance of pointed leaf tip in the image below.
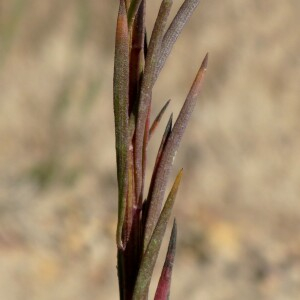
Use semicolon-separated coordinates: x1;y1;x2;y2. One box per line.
149;99;171;139
154;219;177;300
133;170;182;299
191;53;208;96
202;52;209;70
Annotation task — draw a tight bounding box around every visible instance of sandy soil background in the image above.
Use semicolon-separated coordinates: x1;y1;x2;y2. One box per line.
0;0;300;299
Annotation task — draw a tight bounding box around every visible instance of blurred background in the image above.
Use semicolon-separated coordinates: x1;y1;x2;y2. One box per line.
0;0;300;299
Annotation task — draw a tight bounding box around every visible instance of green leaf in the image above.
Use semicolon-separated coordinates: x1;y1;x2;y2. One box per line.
143;113;172;241
123;146;135;245
134;0;173;206
125;0;131;12
128;0;143;29
114;0;130;249
133;170;183;300
154;0;201;82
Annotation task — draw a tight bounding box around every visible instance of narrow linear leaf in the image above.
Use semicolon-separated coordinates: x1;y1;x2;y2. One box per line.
117;249;125;300
154;220;177;300
154;0;201;82
128;0;143;29
141;0;173;93
123;146;135;245
141;104;151;206
133;170;183;300
144;53;208;248
152;113;173;172
129;0;145;115
143;114;173;237
114;0;130;249
125;0;131;12
135;0;173;205
144;30;148;59
149;99;171;140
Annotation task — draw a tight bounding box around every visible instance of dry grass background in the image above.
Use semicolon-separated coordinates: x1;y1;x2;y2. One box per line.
0;0;300;299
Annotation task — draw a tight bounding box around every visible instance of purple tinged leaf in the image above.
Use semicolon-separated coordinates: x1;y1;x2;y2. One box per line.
152;113;173;173
141;104;151;205
144;53;208;249
135;0;173;206
114;0;130;249
154;0;201;82
133;170;183;300
116;0;207;298
143;114;173;236
144;30;148;59
154;220;177;300
149;99;171;140
129;0;145;116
